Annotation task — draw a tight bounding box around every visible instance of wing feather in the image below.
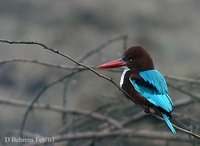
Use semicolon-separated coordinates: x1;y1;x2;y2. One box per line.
130;70;173;112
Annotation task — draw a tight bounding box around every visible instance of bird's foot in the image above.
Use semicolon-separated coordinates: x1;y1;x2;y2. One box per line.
144;106;150;113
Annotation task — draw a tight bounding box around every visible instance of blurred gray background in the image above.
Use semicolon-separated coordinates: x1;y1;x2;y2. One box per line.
0;0;200;146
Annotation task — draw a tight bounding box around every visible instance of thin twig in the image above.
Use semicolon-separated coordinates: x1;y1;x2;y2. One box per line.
60;35;128;128
0;39;199;140
107;97;193;130
0;97;122;129
168;83;200;101
0;40;125;82
166;75;200;85
0;39;131;137
19;70;85;137
0;59;84;70
152;114;200;139
79;35;127;62
0;58;123;73
25;129;196;146
62;81;69;125
16;35;128;134
1;95;199;140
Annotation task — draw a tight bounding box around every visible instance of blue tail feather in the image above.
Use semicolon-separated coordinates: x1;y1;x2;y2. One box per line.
162;113;176;135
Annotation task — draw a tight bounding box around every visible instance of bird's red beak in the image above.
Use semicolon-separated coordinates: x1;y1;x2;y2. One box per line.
97;59;126;69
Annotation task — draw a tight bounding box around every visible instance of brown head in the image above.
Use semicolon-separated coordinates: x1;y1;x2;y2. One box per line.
97;46;154;71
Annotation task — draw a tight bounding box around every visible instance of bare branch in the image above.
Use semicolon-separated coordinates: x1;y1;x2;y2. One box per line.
0;39;129;96
19;71;85;137
166;75;200;85
0;97;122;129
79;35;127;62
1;96;199;140
25;129;195;146
105;97;193;130
173;97;193;108
168;83;200;101
0;39;132;137
0;59;86;70
60;35;127;125
0;39;199;140
152;114;200;139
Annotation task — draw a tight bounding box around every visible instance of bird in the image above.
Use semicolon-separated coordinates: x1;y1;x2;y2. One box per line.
97;46;176;135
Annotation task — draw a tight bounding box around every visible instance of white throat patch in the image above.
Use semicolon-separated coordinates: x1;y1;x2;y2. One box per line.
120;67;129;87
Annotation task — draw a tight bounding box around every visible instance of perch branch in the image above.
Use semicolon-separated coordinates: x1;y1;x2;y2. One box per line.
0;95;199;140
152;114;200;139
25;129;195;146
0;97;122;129
104;97;192;130
0;59;86;70
0;39;131;100
78;35;127;62
165;75;200;85
18;70;87;137
0;39;199;140
59;35;127;125
0;39;131;137
168;83;200;101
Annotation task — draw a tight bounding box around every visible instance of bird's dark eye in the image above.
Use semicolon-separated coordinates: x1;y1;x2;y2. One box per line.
129;58;133;62
122;56;134;62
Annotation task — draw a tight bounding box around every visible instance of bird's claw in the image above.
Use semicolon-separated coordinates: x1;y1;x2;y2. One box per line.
144;106;150;113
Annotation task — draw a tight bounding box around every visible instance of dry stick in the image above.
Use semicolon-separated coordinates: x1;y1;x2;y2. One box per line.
20;69;85;137
25;130;195;146
0;58;90;127
56;100;121;134
0;58;122;74
0;39;199;140
0;38;196;146
3;59;200;84
13;35;128;135
62;80;69;125
152;114;200;139
79;35;127;62
19;70;88;137
0;97;196;145
9;60;91;137
104;97;192;130
13;97;192;137
1;60;199;119
57;99;124;135
8;36;126;122
0;97;122;129
2;58;200;105
168;83;200;101
60;71;89;125
0;59;86;70
61;35;128;126
61;35;127;127
61;72;85;125
165;75;200;85
0;36;127;136
13;36;126;127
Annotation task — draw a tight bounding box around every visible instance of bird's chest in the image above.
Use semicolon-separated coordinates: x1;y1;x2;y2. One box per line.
120;69;149;105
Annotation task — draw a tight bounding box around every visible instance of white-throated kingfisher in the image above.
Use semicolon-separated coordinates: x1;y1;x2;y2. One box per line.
97;46;176;135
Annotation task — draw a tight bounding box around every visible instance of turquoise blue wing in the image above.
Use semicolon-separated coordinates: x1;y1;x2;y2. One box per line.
129;70;173;113
139;70;168;94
